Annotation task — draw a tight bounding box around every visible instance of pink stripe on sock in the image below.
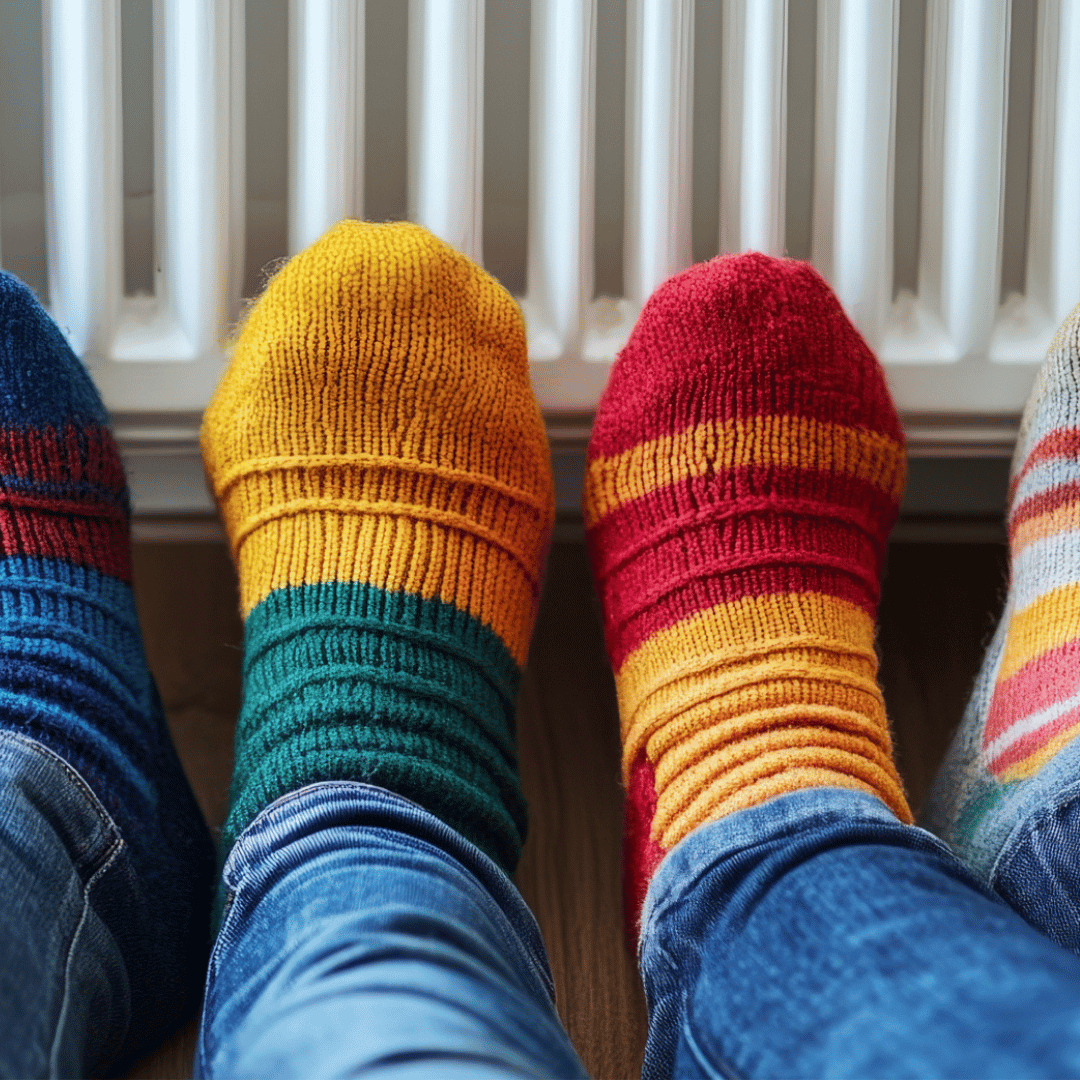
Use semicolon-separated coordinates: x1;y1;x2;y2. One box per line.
1010;478;1080;532
985;637;1080;746
988;703;1080;775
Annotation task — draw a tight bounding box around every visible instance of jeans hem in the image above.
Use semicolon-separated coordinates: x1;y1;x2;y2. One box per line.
641;787;953;943
211;780;555;1002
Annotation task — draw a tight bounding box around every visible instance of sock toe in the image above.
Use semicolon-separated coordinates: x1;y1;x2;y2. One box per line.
589;252;903;460
0;273;109;429
204;220;552;663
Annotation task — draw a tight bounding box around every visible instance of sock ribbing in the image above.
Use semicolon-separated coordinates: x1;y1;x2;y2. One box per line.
584;253;911;935
203;222;554;870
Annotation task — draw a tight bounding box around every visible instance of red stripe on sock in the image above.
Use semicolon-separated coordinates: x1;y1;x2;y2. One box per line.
623;752;666;949
0;505;131;580
0;424;130;580
587;466;896;580
1009;429;1080;504
1010;478;1080;532
989;704;1080;775
590;498;883;668
0;425;127;492
600;565;875;672
984;638;1080;747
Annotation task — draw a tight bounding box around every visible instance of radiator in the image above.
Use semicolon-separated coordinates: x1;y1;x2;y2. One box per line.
0;0;1078;519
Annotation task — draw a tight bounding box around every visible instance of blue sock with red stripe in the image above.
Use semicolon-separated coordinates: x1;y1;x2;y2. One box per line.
0;272;214;1057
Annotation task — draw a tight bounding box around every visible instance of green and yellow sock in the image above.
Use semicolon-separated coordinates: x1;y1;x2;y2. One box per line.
202;221;554;871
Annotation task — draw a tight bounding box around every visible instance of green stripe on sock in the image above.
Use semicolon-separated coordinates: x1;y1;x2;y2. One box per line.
223;581;527;872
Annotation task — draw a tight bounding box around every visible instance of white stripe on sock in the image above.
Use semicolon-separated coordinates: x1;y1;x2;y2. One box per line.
1012;453;1080;509
982;681;1080;768
1011;527;1080;612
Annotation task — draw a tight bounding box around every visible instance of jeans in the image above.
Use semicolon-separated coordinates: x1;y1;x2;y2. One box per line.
0;731;200;1077
6;733;1080;1079
640;789;1080;1079
198;782;585;1079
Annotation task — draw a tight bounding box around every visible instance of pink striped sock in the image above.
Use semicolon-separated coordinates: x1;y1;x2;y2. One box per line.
925;302;1080;879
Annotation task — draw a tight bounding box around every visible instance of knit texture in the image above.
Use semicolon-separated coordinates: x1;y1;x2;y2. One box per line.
0;271;214;1061
925;302;1080;881
202;221;554;871
584;253;912;939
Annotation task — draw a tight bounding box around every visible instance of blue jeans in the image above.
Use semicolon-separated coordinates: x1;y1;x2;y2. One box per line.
6;732;1080;1079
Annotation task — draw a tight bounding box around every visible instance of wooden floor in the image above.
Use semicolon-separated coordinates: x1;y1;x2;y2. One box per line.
120;538;1008;1080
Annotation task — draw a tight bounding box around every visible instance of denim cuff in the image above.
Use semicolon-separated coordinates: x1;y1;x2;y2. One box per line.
219;780;556;1003
641;787;953;943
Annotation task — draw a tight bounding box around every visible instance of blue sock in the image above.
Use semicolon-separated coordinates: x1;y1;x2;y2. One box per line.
0;272;214;1058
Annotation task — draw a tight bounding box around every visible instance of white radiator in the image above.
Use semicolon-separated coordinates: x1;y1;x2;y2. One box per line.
1;0;1078;519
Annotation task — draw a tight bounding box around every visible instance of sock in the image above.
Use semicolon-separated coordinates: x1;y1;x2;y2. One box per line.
202;221;554;872
584;253;912;940
0;273;214;1050
924;303;1080;881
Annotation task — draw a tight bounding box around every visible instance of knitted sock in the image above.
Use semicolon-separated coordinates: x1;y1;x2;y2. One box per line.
584;252;912;939
202;221;554;872
0;273;214;1047
924;303;1080;881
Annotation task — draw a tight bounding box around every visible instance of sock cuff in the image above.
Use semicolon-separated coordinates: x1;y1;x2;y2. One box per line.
226;477;549;666
224;581;528;871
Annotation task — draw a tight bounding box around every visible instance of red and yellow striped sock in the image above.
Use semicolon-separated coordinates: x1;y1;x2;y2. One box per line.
584;252;912;940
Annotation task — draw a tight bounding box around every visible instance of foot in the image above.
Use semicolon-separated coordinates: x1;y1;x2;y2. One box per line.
924;304;1080;895
0;271;214;1061
584;253;911;941
202;221;555;872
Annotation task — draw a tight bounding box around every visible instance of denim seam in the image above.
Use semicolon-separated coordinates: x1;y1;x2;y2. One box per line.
680;1013;746;1080
0;730;121;854
988;775;1080;891
49;835;126;1078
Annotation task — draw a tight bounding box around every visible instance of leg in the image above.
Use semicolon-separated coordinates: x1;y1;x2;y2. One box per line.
641;790;1080;1078
198;222;585;1078
0;273;214;1076
585;255;1080;1078
199;783;581;1079
925;303;1080;952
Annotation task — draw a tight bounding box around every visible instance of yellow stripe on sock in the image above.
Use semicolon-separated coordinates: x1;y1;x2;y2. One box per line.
615;592;880;740
1011;499;1080;553
996;719;1080;783
998;583;1080;683
584;416;905;526
614;592;910;849
656;764;897;848
234;512;541;666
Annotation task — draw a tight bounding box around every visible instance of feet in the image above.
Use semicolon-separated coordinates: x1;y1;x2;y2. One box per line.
925;304;1080;889
202;221;554;871
584;253;911;939
0;271;214;1060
